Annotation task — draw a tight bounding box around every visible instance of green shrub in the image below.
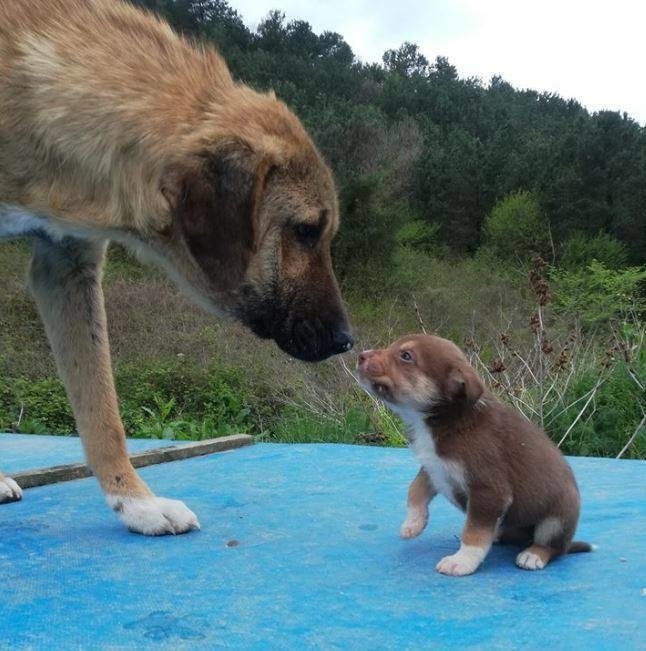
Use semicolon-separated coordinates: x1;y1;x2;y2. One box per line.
549;348;645;458
396;219;446;256
483;190;550;263
334;176;407;280
559;231;628;270
0;377;74;434
551;260;646;327
116;360;260;439
0;360;264;439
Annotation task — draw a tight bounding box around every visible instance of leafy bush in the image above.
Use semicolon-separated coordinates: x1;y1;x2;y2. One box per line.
116;361;261;440
396;219;446;256
0;361;264;440
559;231;628;270
483;191;551;263
551;260;646;327
333;176;407;279
0;377;74;434
551;346;645;458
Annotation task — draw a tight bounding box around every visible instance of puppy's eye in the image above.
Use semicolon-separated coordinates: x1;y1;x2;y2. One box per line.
293;223;321;248
400;350;413;362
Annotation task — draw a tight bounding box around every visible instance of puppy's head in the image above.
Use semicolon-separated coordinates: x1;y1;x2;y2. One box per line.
152;91;352;362
357;334;484;417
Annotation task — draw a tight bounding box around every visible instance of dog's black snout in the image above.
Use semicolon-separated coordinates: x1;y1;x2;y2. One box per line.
331;329;354;354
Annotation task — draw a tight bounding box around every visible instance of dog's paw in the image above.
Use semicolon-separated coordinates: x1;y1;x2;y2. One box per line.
0;477;22;504
400;514;427;539
107;495;200;535
436;545;485;577
516;550;546;570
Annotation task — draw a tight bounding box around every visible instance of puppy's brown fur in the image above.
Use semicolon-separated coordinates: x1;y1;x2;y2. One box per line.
358;334;591;576
0;0;352;533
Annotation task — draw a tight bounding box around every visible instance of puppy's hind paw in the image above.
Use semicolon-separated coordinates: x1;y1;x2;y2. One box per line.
516;550;546;570
0;477;22;504
107;495;200;536
400;514;427;539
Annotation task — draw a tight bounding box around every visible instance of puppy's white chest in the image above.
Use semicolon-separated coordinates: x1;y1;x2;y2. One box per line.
405;414;466;506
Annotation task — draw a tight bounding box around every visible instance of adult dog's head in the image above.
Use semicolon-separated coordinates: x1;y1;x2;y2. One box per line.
153;91;352;362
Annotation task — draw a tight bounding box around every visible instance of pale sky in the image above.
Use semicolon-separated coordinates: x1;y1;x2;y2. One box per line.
230;0;646;125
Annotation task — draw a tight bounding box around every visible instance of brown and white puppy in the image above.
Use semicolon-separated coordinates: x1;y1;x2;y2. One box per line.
358;334;591;576
0;0;352;534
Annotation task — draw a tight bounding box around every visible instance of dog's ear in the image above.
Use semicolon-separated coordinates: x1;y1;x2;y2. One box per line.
161;145;274;289
447;365;484;405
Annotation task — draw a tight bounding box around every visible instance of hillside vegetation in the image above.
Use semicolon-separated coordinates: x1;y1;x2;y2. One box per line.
0;0;643;458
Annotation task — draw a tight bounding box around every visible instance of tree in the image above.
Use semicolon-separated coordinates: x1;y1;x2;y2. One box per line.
559;232;628;270
382;42;428;77
127;1;646;267
483;191;551;262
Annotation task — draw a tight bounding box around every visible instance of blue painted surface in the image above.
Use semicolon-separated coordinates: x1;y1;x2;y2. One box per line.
0;442;644;649
0;433;179;473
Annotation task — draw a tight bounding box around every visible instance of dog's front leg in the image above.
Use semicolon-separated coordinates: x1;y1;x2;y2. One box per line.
436;489;510;577
29;236;199;535
401;467;436;539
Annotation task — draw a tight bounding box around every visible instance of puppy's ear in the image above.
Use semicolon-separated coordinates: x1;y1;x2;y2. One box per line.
162;145;274;290
447;365;484;405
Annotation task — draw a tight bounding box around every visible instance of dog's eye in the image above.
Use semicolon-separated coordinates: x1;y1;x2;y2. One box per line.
400;350;413;362
293;223;321;248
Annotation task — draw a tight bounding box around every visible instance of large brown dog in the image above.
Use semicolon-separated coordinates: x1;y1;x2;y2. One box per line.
0;0;352;534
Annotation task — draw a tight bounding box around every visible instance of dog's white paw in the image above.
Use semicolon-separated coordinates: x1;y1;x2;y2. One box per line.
516;550;546;570
0;477;22;504
107;495;200;535
400;513;427;539
436;545;485;576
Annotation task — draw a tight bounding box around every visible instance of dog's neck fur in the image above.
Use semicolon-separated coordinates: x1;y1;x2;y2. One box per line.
398;393;491;441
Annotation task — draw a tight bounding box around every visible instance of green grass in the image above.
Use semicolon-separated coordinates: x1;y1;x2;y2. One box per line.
0;240;643;458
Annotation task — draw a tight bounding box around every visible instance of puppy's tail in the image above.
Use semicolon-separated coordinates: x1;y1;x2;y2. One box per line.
568;540;594;554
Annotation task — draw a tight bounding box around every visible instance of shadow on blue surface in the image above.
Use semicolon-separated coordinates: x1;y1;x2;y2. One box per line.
0;442;644;649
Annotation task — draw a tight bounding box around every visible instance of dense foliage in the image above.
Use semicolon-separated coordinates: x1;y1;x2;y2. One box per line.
1;2;643;458
132;0;645;272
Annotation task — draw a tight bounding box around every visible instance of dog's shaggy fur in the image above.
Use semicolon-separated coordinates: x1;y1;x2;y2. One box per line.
0;0;352;534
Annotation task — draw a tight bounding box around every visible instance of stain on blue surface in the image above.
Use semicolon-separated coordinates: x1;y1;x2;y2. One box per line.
0;442;644;649
124;611;209;641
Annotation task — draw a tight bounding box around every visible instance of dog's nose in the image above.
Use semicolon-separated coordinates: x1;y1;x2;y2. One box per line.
331;329;354;354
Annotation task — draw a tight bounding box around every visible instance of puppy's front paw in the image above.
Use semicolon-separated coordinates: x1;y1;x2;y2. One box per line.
0;477;22;504
400;514;427;539
107;495;200;535
436;545;485;576
516;550;546;570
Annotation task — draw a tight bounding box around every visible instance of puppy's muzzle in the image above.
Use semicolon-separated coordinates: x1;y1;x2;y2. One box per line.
357;349;381;375
357;349;393;398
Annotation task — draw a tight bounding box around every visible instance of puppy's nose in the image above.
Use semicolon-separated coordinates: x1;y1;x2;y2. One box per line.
358;349;373;367
331;328;354;354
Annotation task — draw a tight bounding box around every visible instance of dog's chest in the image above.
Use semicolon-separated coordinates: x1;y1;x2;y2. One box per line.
405;414;467;507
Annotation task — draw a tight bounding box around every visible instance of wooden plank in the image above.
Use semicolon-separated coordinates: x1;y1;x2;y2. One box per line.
12;434;254;489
